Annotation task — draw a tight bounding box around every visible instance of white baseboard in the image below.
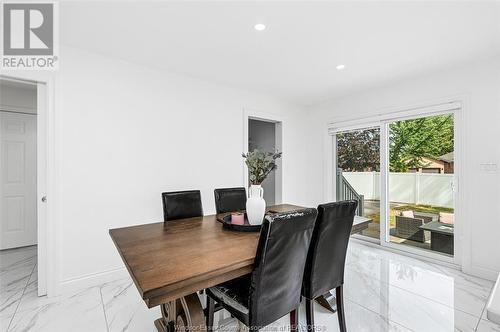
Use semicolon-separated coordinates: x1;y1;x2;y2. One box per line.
465;265;499;282
58;267;130;295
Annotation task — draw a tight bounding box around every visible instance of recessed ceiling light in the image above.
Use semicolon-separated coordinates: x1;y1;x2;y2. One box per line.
336;64;346;71
254;24;266;31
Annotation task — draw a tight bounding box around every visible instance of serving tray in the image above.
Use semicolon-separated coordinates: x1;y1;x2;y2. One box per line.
220;214;261;232
217;211;278;232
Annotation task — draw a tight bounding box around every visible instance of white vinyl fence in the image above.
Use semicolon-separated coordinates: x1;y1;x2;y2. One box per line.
343;172;454;208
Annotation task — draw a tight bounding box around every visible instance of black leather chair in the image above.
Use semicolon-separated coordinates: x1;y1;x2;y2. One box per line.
214;187;247;214
302;201;357;332
161;190;203;221
206;208;318;331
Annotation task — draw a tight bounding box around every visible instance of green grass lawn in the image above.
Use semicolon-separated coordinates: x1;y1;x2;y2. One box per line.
367;204;454;227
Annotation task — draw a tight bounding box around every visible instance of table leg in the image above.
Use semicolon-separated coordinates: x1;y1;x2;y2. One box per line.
316;290;337;313
155;293;206;332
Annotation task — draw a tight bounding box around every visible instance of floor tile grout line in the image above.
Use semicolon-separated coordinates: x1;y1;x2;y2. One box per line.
99;286;110;332
474;304;488;331
344;297;417;332
7;260;37;332
346;265;488;319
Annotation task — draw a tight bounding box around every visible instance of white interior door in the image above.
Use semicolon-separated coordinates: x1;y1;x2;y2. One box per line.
0;112;37;250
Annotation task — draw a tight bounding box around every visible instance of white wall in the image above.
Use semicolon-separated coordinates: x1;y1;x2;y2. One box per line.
56;46;311;288
0;82;37;113
307;57;500;279
13;46;500;291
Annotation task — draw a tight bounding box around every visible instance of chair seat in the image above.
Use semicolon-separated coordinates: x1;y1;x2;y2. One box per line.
206;275;251;325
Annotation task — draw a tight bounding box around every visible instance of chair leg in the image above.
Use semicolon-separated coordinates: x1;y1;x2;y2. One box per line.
206;295;215;330
306;298;315;332
336;286;347;332
290;309;298;332
240;321;251;332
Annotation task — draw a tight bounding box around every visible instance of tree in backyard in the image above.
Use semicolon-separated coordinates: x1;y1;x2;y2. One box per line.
337;128;380;171
336;114;454;172
389;114;454;172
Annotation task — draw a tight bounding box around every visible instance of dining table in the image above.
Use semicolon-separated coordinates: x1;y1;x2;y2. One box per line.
109;204;371;332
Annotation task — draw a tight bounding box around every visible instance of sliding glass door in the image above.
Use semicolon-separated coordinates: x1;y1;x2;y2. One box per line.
335;126;380;240
333;106;458;260
386;113;455;256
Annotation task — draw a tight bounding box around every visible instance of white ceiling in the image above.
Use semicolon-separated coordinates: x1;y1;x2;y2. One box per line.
60;1;500;105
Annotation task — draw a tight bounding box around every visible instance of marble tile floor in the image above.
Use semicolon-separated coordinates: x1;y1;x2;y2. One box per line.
1;242;500;331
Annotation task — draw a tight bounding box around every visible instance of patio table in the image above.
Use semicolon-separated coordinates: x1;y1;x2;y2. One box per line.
419;220;454;255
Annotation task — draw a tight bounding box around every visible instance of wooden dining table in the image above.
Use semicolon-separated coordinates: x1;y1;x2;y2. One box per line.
109;204;371;332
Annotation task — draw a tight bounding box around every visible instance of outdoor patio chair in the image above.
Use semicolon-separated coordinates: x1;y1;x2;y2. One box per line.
394;211;435;243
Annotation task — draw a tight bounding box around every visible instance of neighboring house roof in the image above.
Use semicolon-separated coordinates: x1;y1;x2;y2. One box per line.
405;154;454;169
419;156;445;168
439;152;454;163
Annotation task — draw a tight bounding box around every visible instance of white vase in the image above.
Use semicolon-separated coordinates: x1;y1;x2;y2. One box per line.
246;185;266;225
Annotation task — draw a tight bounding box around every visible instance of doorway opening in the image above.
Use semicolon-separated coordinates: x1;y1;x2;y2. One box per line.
246;116;283;205
0;76;47;298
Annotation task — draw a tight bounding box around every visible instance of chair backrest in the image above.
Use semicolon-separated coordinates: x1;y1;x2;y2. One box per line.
302;200;357;300
161;190;203;221
439;212;454;225
248;208;317;328
400;210;415;218
214;187;247;214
